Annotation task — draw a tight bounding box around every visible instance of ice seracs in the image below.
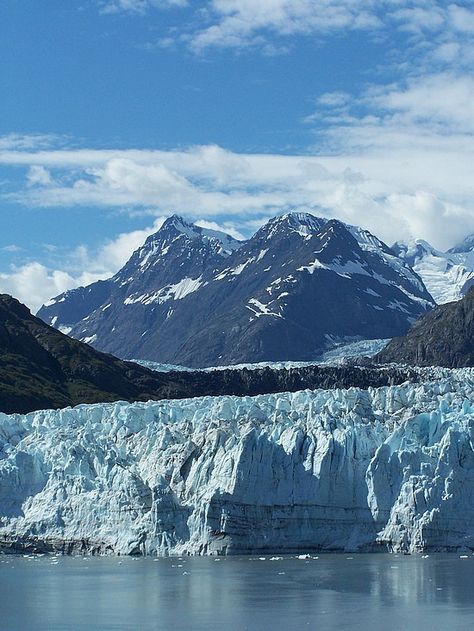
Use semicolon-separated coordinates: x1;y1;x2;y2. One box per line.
1;370;474;555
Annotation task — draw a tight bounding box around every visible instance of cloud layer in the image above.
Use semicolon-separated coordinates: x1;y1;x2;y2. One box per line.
2;111;473;252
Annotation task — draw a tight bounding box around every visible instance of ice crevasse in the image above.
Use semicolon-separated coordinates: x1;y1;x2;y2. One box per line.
1;373;474;555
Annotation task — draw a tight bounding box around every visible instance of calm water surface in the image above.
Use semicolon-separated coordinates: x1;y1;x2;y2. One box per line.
1;553;474;630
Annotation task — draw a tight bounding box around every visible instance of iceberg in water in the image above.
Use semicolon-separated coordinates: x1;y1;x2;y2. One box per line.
1;370;474;555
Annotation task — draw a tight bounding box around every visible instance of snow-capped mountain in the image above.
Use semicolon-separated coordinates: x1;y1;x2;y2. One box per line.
393;237;474;305
38;212;434;367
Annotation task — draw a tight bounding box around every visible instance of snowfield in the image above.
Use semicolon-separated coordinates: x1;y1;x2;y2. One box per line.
1;369;474;555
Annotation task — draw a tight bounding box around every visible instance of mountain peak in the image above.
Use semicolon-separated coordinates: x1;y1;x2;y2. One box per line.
258;211;327;240
161;214;200;235
144;215;242;257
148;215;198;242
0;293;32;319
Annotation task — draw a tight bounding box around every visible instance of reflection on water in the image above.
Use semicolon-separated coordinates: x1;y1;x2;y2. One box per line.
1;554;474;630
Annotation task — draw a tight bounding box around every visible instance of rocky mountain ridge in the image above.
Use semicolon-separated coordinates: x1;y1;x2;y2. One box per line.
0;293;421;414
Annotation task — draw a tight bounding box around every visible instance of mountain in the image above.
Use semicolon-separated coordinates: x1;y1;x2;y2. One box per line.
449;232;474;255
0;293;421;414
38;212;435;368
393;238;474;305
377;286;474;367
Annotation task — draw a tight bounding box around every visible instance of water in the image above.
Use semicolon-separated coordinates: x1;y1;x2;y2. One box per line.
1;554;474;630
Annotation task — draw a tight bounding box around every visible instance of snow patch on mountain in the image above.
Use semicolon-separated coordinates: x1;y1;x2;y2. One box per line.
124;277;205;306
140;216;242;266
262;212;327;240
246;298;283;319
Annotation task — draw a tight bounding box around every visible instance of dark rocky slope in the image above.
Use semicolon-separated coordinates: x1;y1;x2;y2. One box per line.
0;294;201;414
1;294;423;414
377;287;474;367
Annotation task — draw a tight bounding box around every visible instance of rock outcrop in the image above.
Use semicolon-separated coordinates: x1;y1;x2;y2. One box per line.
377;287;474;367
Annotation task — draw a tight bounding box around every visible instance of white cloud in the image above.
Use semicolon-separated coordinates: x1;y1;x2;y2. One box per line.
194;219;246;241
92;0;436;53
390;6;445;33
111;0;469;58
0;263;78;314
383;192;471;248
317;91;351;108
187;0;384;53
0;133;61;151
1;135;473;252
71;216;167;276
367;73;474;133
92;0;474;75
1;245;23;253
99;0;186;15
1;120;473;310
449;4;474;34
1;28;474;261
27;165;53;187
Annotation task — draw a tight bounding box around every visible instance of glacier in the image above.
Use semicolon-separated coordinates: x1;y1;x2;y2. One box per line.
132;337;390;373
1;371;474;556
393;238;474;305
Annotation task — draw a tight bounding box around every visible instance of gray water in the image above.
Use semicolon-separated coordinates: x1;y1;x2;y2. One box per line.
1;554;474;630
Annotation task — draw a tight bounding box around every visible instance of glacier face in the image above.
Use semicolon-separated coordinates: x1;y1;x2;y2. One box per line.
1;373;474;555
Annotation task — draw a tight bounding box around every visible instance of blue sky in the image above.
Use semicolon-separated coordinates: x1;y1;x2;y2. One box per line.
1;0;474;309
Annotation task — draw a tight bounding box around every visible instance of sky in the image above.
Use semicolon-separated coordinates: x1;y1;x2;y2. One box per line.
1;0;474;310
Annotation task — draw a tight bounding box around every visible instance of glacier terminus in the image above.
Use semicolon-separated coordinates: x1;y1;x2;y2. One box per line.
1;369;474;556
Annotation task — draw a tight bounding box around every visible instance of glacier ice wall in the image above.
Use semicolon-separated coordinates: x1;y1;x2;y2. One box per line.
1;373;474;555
